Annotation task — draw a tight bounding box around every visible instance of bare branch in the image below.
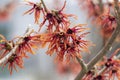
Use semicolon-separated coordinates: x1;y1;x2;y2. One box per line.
76;56;87;71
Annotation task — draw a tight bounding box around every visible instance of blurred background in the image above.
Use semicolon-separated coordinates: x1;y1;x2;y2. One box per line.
0;0;104;80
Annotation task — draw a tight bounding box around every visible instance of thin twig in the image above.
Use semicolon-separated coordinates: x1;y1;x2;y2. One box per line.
0;28;34;64
98;0;103;14
41;0;48;13
76;56;88;80
76;56;87;71
75;0;120;80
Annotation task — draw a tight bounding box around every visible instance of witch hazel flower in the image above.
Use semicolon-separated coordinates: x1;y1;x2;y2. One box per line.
0;34;23;75
103;58;120;80
0;34;14;59
78;0;102;20
100;49;120;80
39;1;76;32
94;57;120;80
16;33;41;58
97;9;116;38
23;1;45;24
86;48;120;80
2;54;24;75
0;29;42;75
41;24;92;63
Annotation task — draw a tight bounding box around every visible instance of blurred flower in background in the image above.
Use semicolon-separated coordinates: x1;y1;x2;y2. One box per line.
0;0;16;22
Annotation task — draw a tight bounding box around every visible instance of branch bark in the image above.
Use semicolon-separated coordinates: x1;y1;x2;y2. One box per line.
41;0;48;13
75;0;120;80
0;28;34;65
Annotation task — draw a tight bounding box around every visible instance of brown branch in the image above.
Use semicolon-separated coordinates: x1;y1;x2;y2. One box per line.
76;56;87;73
75;0;120;80
98;0;103;14
41;0;48;13
76;57;87;70
0;28;34;64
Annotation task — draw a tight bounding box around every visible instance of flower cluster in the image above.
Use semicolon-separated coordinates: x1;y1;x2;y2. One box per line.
97;10;116;39
78;0;103;20
23;1;44;24
16;34;41;57
41;24;91;63
0;34;14;59
1;1;120;80
24;1;76;32
3;54;24;75
0;32;41;74
24;0;92;64
0;0;92;75
82;48;120;80
0;0;16;21
78;0;118;42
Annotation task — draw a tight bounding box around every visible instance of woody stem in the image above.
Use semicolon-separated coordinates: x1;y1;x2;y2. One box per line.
0;28;34;64
75;0;120;80
41;0;48;13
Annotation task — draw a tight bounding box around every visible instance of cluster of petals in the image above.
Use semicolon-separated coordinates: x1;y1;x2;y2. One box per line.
78;0;102;19
82;48;120;80
97;10;116;38
24;1;76;32
0;0;93;75
0;33;41;74
23;1;45;24
41;24;92;63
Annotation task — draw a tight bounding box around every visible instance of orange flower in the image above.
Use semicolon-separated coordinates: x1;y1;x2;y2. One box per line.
98;12;116;38
0;34;14;59
0;35;23;75
3;54;24;75
93;49;120;80
44;32;68;56
0;33;41;75
23;1;44;24
0;0;16;21
16;34;41;58
79;0;102;19
66;24;91;53
42;24;91;63
39;1;76;32
100;58;120;80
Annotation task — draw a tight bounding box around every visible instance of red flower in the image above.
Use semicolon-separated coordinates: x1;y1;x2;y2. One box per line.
39;1;76;32
41;24;92;63
102;58;120;80
3;54;24;75
0;34;14;59
44;32;68;56
97;11;116;38
92;49;120;80
79;0;102;19
16;34;41;58
0;0;16;21
23;1;45;24
66;24;91;54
